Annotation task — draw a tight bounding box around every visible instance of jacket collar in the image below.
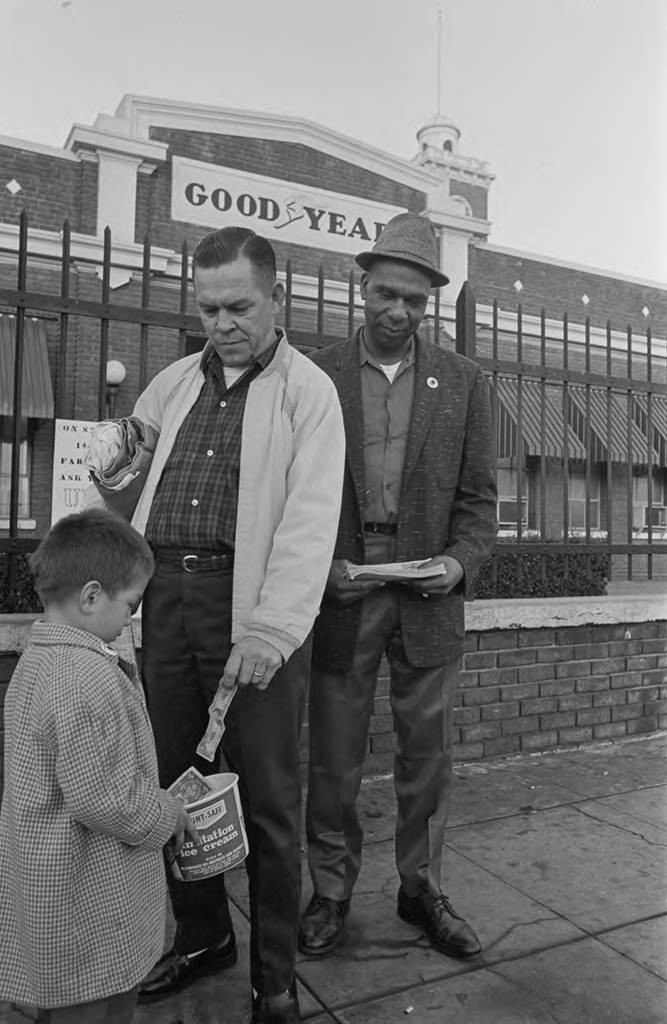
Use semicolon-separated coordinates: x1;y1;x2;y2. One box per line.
29;621;119;661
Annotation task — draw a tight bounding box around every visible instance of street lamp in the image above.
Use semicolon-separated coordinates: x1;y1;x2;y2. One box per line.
105;359;126;418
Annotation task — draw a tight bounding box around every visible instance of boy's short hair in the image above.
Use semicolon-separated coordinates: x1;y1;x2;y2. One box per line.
30;508;154;604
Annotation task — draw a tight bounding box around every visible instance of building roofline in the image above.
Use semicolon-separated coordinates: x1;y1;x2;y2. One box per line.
112;94;444;193
477;241;666;292
0;133;79;162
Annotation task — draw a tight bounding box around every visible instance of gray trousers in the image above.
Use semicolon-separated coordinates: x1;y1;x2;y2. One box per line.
306;534;459;901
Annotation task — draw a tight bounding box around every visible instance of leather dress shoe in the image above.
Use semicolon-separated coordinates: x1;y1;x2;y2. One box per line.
250;979;300;1023
397;887;481;958
297;893;350;957
137;932;237;1003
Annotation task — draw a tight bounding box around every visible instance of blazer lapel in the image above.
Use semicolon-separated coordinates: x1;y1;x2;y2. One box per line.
335;332;367;517
400;334;440;498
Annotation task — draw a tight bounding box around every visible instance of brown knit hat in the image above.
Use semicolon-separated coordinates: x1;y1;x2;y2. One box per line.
355;212;449;287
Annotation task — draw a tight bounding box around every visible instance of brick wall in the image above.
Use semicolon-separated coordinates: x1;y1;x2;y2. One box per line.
0;145;97;234
469;244;667;336
2;614;665;792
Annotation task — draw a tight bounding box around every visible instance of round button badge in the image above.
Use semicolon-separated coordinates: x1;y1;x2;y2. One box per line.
427;376;439;389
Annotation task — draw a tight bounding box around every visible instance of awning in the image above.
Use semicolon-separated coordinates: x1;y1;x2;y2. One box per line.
632;393;667;467
568;387;665;466
0;314;54;418
491;377;587;459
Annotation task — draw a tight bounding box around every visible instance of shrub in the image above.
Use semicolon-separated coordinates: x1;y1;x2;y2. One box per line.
0;553;42;614
0;541;610;611
472;540;609;600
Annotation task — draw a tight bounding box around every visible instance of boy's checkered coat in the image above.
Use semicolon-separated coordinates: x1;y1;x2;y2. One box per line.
0;623;179;1007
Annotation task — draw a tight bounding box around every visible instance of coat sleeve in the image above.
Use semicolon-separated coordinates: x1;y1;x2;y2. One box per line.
445;367;498;595
243;375;346;658
52;658;179;850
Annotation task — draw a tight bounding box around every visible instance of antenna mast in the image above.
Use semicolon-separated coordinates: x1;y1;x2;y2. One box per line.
436;8;444;115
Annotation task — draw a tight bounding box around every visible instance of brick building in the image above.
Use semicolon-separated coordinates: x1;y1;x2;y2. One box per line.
1;94;665;575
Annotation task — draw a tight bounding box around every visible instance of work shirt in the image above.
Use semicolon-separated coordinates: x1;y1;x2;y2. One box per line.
360;333;414;523
146;340;277;550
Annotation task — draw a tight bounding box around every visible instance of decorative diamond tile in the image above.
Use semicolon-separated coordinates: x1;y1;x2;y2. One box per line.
581;294;590;305
642;306;650;318
5;178;21;195
513;279;523;292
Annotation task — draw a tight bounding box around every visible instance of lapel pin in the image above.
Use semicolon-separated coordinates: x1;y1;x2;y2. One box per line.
427;376;439;389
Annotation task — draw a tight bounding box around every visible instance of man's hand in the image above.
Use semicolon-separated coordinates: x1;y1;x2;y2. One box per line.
403;555;464;597
168;802;200;857
221;636;283;691
324;558;386;605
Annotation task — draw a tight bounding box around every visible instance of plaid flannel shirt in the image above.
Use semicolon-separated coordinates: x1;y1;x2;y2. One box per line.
0;622;180;1008
146;344;274;549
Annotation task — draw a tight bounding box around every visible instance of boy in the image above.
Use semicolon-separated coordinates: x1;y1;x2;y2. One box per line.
0;509;197;1023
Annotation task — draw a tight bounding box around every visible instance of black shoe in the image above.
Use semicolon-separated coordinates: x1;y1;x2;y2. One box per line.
250;980;300;1023
137;933;237;1003
297;893;350;957
397;887;481;958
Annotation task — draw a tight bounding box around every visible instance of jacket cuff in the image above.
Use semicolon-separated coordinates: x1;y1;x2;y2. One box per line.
131;791;180;850
244;626;299;663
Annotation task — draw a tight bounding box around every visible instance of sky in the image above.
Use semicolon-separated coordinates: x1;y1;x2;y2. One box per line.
2;0;666;283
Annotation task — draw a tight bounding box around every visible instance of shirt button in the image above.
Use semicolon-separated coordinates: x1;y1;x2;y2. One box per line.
206;449;214;457
220;400;227;408
191;499;199;507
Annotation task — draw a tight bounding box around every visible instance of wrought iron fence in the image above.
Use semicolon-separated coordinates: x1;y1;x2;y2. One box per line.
1;212;666;585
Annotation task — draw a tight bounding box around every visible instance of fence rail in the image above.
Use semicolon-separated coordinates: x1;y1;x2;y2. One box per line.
2;213;666;585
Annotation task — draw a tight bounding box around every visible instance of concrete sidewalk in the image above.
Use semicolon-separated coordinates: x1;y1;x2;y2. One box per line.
3;734;666;1023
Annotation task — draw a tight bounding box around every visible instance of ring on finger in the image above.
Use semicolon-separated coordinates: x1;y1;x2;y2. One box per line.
252;669;264;677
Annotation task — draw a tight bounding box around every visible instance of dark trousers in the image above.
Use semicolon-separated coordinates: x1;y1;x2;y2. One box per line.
36;990;137;1023
141;558;307;996
306;534;459;901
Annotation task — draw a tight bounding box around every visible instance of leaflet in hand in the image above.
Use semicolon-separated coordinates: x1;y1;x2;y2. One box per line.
345;559;447;582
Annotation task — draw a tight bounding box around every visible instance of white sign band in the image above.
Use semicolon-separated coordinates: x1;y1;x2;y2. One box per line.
171;156;406;255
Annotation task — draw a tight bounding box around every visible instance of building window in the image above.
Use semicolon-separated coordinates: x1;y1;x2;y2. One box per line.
632;471;667;530
0;438;30;520
568;469;600;530
497;467;527;529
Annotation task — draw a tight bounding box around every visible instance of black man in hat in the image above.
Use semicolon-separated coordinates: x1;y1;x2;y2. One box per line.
299;212;498;961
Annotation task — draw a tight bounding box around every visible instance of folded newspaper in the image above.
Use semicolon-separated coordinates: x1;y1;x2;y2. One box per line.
84;416;158;520
345;559;447;582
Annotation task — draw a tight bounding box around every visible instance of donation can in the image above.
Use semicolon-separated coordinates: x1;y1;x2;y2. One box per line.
171;772;248;882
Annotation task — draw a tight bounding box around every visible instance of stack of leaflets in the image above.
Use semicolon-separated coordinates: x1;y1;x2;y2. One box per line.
344;559;447;583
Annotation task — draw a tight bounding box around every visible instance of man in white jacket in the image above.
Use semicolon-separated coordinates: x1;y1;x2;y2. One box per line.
130;226;345;1024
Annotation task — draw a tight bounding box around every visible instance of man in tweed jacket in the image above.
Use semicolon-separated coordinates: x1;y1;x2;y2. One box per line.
299;213;498;961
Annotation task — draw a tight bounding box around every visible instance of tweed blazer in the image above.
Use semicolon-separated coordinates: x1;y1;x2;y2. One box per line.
311;329;498;671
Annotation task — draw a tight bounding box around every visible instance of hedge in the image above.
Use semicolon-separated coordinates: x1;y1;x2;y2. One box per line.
0;553;42;614
472;542;609;599
1;542;609;614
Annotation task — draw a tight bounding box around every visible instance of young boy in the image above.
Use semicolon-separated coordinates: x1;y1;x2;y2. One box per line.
0;509;197;1023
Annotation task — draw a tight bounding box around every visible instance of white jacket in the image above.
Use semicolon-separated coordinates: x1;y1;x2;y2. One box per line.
132;332;345;660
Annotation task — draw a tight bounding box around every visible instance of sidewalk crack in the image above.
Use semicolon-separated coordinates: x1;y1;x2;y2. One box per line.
573;805;667;847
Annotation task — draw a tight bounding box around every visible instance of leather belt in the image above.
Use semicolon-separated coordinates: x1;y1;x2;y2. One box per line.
153;547;234;572
363;522;397;535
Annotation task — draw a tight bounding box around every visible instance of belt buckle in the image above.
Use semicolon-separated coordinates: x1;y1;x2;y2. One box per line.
182;554;199;573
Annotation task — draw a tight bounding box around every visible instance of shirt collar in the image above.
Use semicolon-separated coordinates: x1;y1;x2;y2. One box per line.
358;330;415;371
